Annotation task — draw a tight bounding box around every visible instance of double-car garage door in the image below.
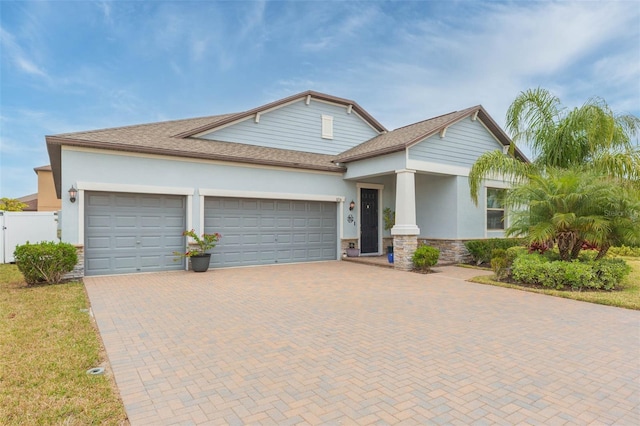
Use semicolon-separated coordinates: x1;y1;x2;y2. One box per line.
204;197;337;268
84;192;337;275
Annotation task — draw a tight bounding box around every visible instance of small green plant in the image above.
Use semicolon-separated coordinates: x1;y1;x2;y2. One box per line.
490;249;509;280
174;229;221;258
383;208;395;231
13;241;78;285
412;245;440;272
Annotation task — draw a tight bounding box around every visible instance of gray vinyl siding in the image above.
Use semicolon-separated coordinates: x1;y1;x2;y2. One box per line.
408;118;504;168
201;99;379;155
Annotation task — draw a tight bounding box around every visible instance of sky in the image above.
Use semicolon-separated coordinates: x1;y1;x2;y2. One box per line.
1;0;639;199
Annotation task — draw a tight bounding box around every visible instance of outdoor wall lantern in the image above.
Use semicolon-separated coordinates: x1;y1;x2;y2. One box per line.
68;185;77;203
349;200;355;211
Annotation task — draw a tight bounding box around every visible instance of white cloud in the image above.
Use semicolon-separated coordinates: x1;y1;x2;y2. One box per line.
0;27;49;79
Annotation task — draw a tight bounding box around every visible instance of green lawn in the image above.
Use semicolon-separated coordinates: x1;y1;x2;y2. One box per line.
470;257;640;310
0;264;127;425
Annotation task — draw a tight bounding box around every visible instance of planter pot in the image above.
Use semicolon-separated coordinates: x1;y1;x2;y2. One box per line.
190;254;211;272
346;248;360;257
387;253;394;263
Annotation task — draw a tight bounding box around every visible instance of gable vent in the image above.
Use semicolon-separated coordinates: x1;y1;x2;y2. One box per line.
321;115;334;140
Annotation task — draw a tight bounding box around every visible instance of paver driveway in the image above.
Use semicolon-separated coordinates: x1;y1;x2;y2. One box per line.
85;262;640;425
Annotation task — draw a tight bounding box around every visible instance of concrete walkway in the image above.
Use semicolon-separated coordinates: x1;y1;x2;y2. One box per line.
85;262;640;425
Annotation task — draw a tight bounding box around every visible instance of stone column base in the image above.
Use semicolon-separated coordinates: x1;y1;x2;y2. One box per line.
393;235;418;271
62;244;85;282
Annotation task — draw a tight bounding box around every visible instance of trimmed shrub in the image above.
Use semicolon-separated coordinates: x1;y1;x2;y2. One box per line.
505;246;528;264
608;245;640;257
511;253;548;285
413;245;440;272
593;258;632;290
465;238;525;265
511;253;631;290
490;249;509;280
13;241;78;285
541;261;595;290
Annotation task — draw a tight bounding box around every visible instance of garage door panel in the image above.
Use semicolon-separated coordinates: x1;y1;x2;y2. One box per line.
115;236;136;248
85;192;186;276
115;216;137;228
114;194;137;207
204;197;337;267
86;236;111;249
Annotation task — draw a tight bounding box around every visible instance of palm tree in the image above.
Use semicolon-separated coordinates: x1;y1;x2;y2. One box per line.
469;88;640;205
505;168;639;261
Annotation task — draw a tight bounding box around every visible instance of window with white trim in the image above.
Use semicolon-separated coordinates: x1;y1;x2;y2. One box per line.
486;188;505;230
321;114;333;139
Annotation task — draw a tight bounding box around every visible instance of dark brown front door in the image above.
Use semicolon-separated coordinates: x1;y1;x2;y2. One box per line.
360;188;378;254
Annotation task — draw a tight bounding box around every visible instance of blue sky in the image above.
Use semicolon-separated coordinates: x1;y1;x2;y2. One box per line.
1;0;639;199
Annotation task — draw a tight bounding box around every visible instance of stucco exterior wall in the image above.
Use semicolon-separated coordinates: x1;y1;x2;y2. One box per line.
60;147;358;245
36;169;61;211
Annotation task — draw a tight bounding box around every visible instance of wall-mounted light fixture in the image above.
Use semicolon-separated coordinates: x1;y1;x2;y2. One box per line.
349;200;355;211
68;185;77;203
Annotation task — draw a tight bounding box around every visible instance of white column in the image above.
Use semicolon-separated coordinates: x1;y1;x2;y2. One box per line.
391;169;420;236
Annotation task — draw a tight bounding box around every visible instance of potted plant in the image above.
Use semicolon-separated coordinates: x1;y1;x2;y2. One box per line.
383;208;395;262
346;242;360;257
174;229;221;272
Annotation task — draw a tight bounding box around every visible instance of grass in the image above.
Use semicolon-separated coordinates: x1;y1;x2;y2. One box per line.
0;264;127;425
469;257;640;310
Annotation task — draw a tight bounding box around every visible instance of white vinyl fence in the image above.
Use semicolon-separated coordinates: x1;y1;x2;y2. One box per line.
0;211;59;263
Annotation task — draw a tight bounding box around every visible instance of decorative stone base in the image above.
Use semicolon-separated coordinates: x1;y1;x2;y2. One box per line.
392;235;418;271
340;239;359;257
383;237;393;253
62;244;85;282
418;238;473;264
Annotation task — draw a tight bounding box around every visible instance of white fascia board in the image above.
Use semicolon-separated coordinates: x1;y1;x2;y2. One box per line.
406;159;470;177
198;188;345;203
76;182;194;195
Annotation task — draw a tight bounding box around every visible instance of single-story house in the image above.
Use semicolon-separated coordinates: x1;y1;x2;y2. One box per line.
46;90;526;277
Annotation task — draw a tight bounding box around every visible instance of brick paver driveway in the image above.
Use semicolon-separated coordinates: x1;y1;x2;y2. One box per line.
85;262;640;425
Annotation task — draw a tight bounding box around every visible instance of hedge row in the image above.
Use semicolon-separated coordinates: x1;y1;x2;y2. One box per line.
464;238;525;265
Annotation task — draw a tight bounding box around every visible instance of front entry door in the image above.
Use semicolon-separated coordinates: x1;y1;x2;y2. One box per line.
360;188;379;254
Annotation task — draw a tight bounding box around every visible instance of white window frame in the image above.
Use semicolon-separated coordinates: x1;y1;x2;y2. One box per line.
486;187;506;231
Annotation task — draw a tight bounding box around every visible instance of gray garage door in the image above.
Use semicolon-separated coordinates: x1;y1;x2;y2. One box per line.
84;192;186;276
204;197;337;267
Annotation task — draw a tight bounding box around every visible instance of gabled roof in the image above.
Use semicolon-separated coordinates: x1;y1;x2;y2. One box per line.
173;90;387;138
335;105;526;163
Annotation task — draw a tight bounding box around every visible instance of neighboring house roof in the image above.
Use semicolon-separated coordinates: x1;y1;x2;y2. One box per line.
33;165;52;172
17;193;38;211
335;105;526;163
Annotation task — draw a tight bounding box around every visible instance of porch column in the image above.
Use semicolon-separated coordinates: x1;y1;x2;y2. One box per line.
391;169;420;271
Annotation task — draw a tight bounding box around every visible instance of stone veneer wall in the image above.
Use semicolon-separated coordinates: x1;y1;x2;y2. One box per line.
418;239;473;264
393;235;418;271
62;244;85;282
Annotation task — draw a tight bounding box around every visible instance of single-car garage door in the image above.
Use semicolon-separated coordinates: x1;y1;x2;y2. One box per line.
84;192;186;276
204;197;337;267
